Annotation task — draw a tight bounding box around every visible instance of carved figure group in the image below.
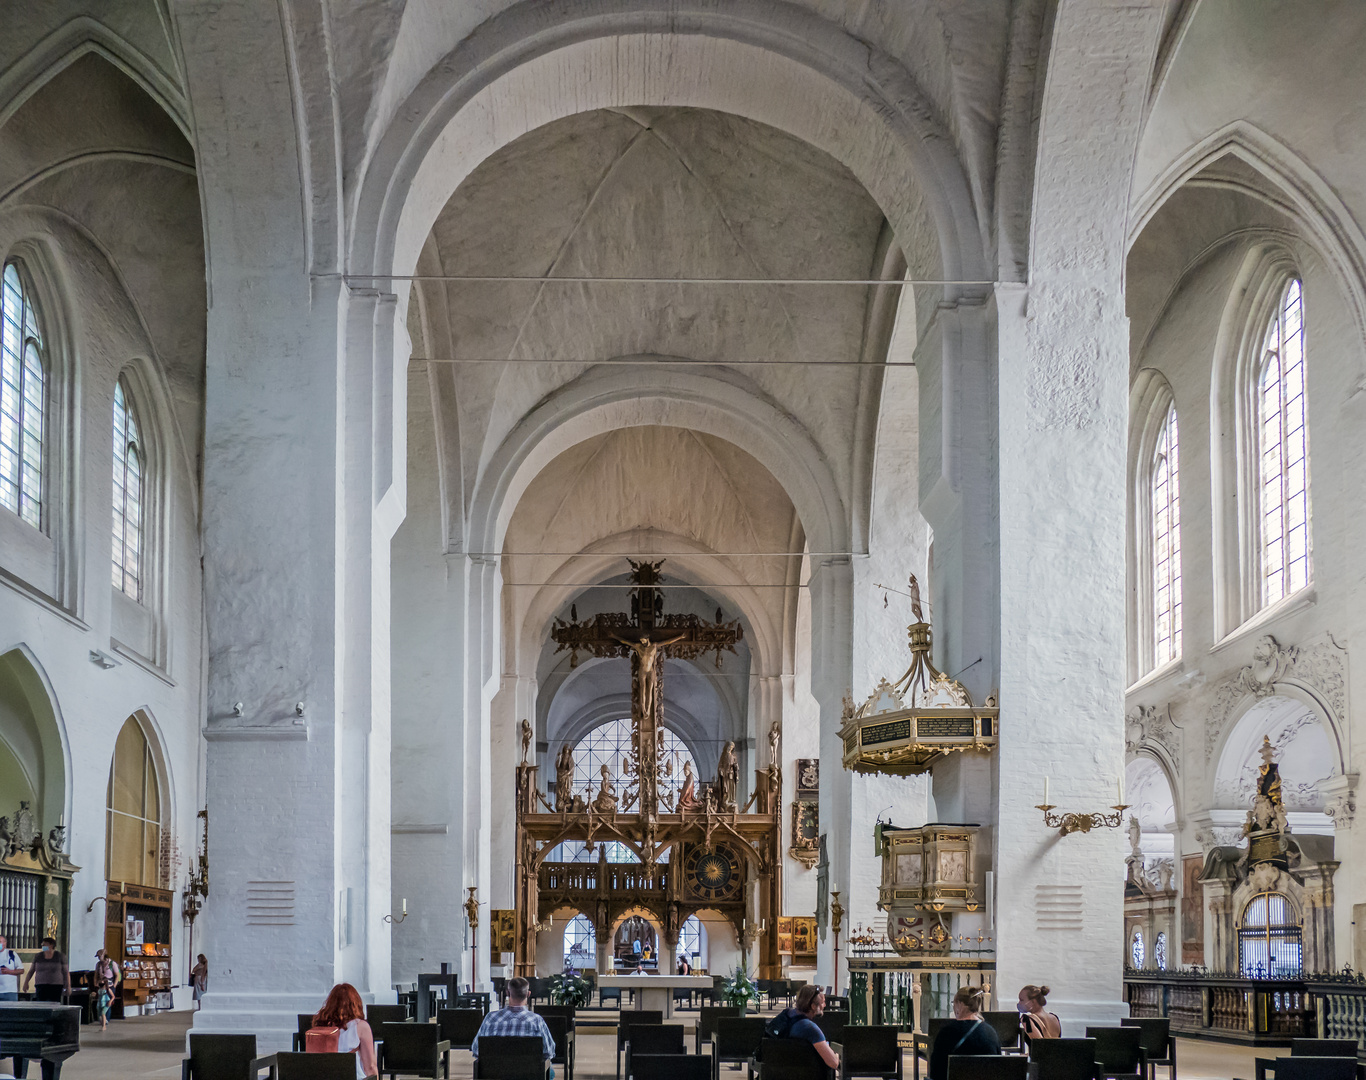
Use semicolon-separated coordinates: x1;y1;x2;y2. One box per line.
593;763;619;815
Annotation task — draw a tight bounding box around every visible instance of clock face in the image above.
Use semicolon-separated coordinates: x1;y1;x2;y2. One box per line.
686;845;741;901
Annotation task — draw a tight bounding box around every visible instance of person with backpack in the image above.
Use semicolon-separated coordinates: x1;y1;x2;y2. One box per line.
307;983;377;1077
765;984;840;1069
927;986;1000;1080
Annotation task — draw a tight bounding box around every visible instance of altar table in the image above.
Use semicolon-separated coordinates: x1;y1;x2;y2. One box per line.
596;975;714;1018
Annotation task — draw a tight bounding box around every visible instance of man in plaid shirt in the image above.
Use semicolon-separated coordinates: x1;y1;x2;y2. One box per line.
472;976;557;1072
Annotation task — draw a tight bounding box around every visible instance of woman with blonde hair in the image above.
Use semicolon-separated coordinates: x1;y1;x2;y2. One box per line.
1018;984;1062;1039
312;983;378;1077
928;985;1000;1080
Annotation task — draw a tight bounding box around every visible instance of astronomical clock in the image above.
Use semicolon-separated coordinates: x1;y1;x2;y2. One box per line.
683;844;743;903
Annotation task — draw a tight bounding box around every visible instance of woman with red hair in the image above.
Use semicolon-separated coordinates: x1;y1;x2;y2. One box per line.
313;983;377;1077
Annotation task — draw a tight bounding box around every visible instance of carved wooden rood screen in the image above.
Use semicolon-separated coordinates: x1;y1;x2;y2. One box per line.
514;560;783;977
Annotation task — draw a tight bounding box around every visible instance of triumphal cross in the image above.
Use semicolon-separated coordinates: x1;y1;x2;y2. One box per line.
550;560;743;816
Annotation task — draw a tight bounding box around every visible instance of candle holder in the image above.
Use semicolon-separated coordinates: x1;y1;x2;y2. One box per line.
1036;803;1130;836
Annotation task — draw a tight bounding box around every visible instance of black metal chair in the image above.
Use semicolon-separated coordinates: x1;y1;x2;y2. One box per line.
697;1006;743;1054
627;1023;687;1080
543;1014;576;1080
617;1013;667;1079
457;992;493;1015
814;1012;849;1045
181;1033;277;1080
439;1008;486;1052
1031;1039;1101;1080
1085;1027;1145;1080
756;1038;831;1080
275;1053;377;1080
835;1025;902;1080
529;979;551;1005
911;1018;950;1080
293;1014;317;1052
946;1059;1028;1080
377;1021;451;1079
368;1004;411;1027
676;985;698;1011
634;1055;714;1080
711;1017;770;1080
537;1005;578;1027
1237;1061;1359;1080
601;982;624;1009
1118;1019;1173;1080
825;998;850;1014
981;1013;1023;1054
1248;1043;1363;1080
473;1035;548;1080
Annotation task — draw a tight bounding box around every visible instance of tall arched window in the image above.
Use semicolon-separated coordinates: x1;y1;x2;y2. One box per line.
1257;279;1309;606
563;913;596;969
1151;403;1181;665
106;716;162;887
1;261;46;528
112;378;144;599
1238;891;1302;977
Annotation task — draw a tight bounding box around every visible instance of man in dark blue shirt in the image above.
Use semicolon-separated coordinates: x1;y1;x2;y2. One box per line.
767;985;840;1069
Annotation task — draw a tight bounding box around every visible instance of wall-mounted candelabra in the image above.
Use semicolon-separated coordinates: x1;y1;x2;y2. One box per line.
1036;777;1129;836
384;898;409;924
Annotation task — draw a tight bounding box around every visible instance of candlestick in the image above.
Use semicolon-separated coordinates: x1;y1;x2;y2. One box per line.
402;897;407;915
1118;774;1124;805
1043;777;1049;805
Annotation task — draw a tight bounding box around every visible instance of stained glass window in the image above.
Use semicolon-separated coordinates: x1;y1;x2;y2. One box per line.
1154;931;1167;971
1151;403;1182;666
1130;931;1144;969
1;261;45;528
112;378;144;599
1258;279;1309;606
563;913;596;970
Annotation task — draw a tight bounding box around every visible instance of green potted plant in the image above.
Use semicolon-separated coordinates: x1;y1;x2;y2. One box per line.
548;967;592;1008
720;961;759;1014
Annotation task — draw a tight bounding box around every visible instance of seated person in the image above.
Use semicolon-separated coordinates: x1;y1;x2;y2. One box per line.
1017;984;1061;1039
312;983;378;1078
928;986;1000;1080
766;984;839;1069
473;976;558;1077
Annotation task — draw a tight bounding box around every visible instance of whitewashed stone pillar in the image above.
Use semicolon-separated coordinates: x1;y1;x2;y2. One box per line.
178;0;399;1045
809;557;853;989
989;0;1166;1030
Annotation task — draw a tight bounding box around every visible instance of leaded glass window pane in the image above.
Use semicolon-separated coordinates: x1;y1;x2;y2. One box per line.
563;913;596;970
0;261;45;527
1258;279;1310;606
1151;403;1181;666
112;378;144;599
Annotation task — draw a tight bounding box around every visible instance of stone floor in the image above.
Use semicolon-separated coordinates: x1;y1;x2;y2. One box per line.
21;1008;1273;1080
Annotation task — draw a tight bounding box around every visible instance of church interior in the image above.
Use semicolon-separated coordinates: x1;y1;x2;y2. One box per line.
1;1;1364;1076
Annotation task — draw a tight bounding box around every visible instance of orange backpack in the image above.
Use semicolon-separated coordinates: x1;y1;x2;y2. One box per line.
305;1026;341;1052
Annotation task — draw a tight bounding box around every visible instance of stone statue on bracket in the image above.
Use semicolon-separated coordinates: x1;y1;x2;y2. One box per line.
521;718;533;764
555;743;575;810
676;759;701;813
593;763;619;815
716;740;739;811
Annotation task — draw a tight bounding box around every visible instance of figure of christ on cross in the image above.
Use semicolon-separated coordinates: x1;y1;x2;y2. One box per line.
548;560;743;816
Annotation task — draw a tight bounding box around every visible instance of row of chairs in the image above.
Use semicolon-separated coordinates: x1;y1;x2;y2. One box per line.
182;1027;451;1080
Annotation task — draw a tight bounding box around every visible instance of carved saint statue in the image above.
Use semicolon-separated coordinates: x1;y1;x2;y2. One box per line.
593;762;619;815
676;759;701;813
521;718;533;764
908;573;924;622
716;740;739;811
1128;814;1142;860
1251;735;1289;834
769;720;781;767
555;743;575;810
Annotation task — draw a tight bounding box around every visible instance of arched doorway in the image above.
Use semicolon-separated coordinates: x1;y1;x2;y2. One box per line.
104;715;172;1011
1238;891;1302;977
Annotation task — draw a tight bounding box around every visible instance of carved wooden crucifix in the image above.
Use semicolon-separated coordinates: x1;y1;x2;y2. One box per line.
550;559;742;816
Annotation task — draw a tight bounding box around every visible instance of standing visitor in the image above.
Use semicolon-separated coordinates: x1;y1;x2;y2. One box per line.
310;983;377;1078
92;948;121;1030
22;938;70;1001
1017;985;1061;1040
928;986;1000;1080
1;933;28;1077
191;954;208;1009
